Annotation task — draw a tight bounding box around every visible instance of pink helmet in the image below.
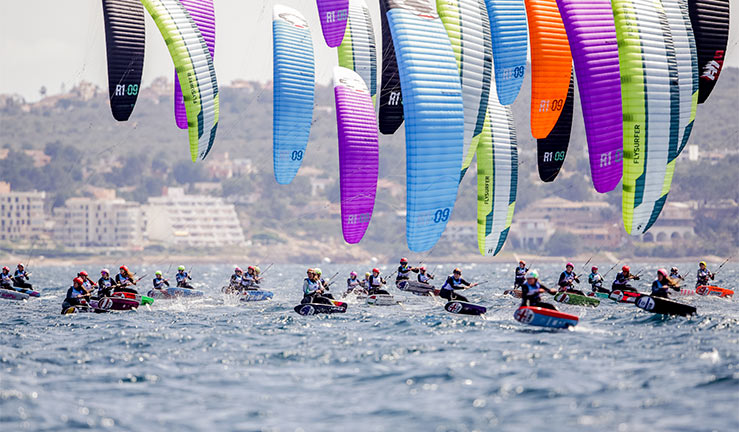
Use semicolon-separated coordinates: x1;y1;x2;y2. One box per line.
350;271;357;276
566;262;574;268
101;269;110;275
657;268;668;277
234;267;242;273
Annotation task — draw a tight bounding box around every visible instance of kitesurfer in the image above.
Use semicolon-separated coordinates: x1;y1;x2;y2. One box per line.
175;266;193;289
363;272;371;289
97;269;115;298
115;266;138;294
439;268;477;302
417;266;434;284
514;260;528;288
1;266;13;290
253;266;262;285
588;266;608;293
520;270;558;310
368;268;390;295
346;271;363;294
12;263;33;290
651;269;679;298
612;266;640;292
302;269;332;305
557;263;584;295
314;268;335;299
61;277;91;313
669;267;684;280
152;271;170;290
696;261;714;287
229;267;243;291
396;258;419;282
77;271;97;293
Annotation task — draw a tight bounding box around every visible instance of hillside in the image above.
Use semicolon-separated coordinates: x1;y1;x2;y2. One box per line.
1;67;737;260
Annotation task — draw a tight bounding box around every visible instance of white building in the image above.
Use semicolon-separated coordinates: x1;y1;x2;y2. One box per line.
0;182;46;243
52;197;146;249
144;187;244;248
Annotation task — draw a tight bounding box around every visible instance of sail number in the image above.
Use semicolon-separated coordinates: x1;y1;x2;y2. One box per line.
543;151;566;163
291;150;304;161
501;66;525;80
433;208;451;224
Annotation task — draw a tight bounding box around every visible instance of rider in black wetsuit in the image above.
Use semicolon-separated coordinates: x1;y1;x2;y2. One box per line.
417;266;434;284
395;258;419;282
61;277;91;313
558;262;584;295
368;268;390;295
97;269;115;298
115;266;138;294
651;268;680;298
696;261;714;288
1;266;13;290
588;266;608;293
439;268;477;302
12;263;33;290
302;269;333;305
612;266;640;292
520;270;558;310
514;260;528;288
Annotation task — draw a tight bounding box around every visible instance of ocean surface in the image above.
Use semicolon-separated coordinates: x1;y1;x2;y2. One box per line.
1;262;737;432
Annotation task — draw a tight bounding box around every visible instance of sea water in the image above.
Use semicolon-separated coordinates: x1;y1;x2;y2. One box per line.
1;263;737;431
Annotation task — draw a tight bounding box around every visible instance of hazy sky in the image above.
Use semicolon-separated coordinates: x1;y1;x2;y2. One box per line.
1;0;738;102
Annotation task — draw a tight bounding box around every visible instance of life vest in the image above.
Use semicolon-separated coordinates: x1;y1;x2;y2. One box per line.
588;273;603;287
176;272;188;283
521;281;542;303
369;275;383;288
347;277;360;288
613;272;628;286
303;278;319;295
441;276;465;291
14;270;27;279
696;269;711;283
68;285;86;299
241;274;255;287
397;265;412;280
418;272;431;283
99;277;113;288
515;266;527;280
153;277;167;289
0;272;12;284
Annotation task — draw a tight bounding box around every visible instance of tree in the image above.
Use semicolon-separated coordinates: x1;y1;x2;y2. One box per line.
172;160;207;184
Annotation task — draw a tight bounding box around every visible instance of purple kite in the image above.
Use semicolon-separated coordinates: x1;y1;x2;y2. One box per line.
333;66;379;244
174;0;216;129
556;0;622;193
316;0;349;47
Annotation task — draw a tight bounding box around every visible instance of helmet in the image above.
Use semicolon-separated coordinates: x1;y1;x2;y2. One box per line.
526;270;539;279
155;271;162;276
17;263;24;268
591;266;598;272
699;261;706;266
365;272;371;277
657;268;668;277
235;267;242;273
453;268;462;274
566;262;574;268
2;266;9;271
670;267;678;273
400;258;408;264
78;271;88;277
178;265;186;271
314;268;322;275
350;271;357;276
120;266;128;272
255;266;261;274
622;266;630;273
101;269;109;275
73;277;84;285
420;266;426;271
307;268;313;274
519;260;526;265
372;268;380;274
